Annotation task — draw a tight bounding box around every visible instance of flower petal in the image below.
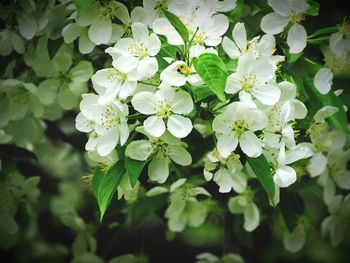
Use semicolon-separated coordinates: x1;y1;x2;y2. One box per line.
217;134;238;158
253;84;281;105
131;91;158;114
314;68;333;94
125;140;153;161
144;115;166;137
148;157;169;183
274;166;297;188
261;13;288;35
287;23;307;54
239;131;262;157
168;145;192;166
167;115;193;138
88;16;112;45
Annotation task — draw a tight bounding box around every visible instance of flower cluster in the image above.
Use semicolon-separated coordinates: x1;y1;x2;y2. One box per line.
1;0;350;261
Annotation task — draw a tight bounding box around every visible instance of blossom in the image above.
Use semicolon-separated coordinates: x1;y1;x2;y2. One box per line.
203;149;247;193
314;68;333;94
131;87;193;138
228;189;260;232
261;0;310;53
213;102;268;158
75;94;129;156
225;54;281;106
125;127;192;183
106;22;161;79
329;18;350;58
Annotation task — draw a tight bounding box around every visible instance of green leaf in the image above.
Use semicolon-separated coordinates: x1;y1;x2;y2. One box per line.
124;157;147;188
127;194;167;227
304;77;348;132
226;59;238;72
193;53;228;102
91;166;105;199
161;8;189;43
191;84;215;102
309;27;338;38
280;189;305;232
48;38;64;60
73;0;92;18
247;155;276;206
94;160;125;222
305;0;319;16
228;0;245;22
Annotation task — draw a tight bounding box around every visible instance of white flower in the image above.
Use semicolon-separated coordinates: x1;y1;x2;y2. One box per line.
106;22;161;79
131;87;193;138
91;68;139;104
223;22;283;64
261;0;309;54
264;81;307;148
203;149;247;193
165;178;210;232
228;191;260;232
125;127;192;183
153;2;229;46
283;224;306;253
322;194;350;246
212;102;268;158
314;68;333;94
75;94;129;156
225;54;280;106
329;19;350;58
271;143;313;188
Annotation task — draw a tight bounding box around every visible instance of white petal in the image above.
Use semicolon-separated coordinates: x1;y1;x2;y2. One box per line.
96;129;119;156
131;22;149;43
244;203;260;232
75;112;93;133
148;33;161;56
144;116;166;137
267;0;291;16
253;84;281;105
170;90;194;114
137;57;158;78
214;168;233;193
239;131;262;157
17;12;37;40
284;225;306;253
79;32;95;54
88;16;112;45
168;145;192;166
125;140;153;161
261;13;288;35
217;134;238;158
222;36;240;59
314;68;333;94
274;166;297;188
307;152;328;177
314;106;338;123
160;62;187;86
114;55;139;73
10;32;25;54
148;157;169;183
119;122;129;146
167;115;192;138
232;22;247;51
287;24;307;54
131;91;158;114
225;73;241;94
62;23;82;43
152;18;183;45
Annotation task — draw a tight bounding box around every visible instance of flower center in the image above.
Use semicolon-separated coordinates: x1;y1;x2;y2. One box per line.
288;11;305;24
240;74;257;92
100;1;119;19
177;63;193;76
232;120;249;138
10;88;30;104
128;41;149;59
107;68;127;81
193;33;205;45
155;0;168;10
152;139;169;159
100;105;120;130
156;101;172;119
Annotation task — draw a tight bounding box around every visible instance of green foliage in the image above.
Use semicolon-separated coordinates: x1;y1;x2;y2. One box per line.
193;54;228;102
306;0;320;16
280;189;305;232
124;157;147;188
247;156;276;206
304;77;348;132
92;160;125;222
